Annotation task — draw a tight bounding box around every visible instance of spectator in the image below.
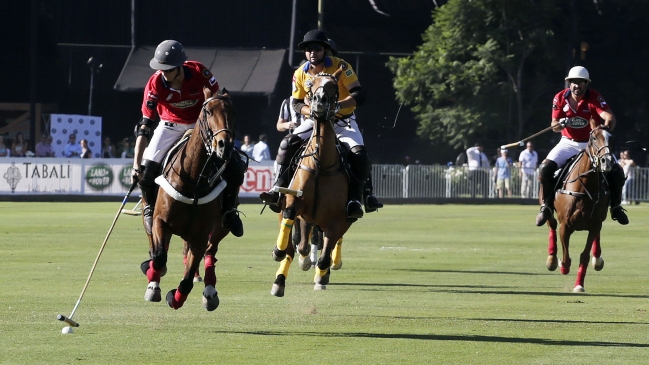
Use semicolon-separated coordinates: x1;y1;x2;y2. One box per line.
252;134;271;161
494;149;513;198
618;150;637;205
80;139;92;158
119;137;135;158
466;143;490;198
101;136;117;158
518;142;538;198
64;134;82;158
11;132;27;157
0;135;9;157
35;134;55;157
240;134;255;155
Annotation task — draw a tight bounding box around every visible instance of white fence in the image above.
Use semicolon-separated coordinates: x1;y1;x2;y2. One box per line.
1;158;647;203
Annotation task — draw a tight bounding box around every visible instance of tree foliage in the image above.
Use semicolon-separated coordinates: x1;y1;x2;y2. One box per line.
388;0;561;149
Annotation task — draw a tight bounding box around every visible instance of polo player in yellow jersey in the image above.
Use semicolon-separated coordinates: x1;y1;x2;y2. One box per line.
260;29;383;219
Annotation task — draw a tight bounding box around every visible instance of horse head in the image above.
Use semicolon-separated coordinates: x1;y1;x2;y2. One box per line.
199;88;236;161
588;127;613;173
308;67;343;121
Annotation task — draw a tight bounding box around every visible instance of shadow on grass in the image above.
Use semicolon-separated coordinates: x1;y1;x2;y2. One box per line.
213;330;649;347
329;282;649;299
397;269;552;276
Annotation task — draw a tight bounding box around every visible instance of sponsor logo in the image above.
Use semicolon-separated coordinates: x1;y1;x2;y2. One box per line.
345;69;353;77
241;167;274;192
86;163;114;190
118;165;134;189
568;116;589;129
169;99;198;108
3;163;21;192
209;76;217;86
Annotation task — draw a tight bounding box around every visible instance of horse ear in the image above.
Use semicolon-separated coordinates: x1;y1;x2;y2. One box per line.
221;87;229;97
203;87;212;99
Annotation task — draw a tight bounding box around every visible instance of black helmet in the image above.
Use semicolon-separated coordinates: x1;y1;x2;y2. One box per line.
149;40;187;70
327;38;338;56
297;29;331;50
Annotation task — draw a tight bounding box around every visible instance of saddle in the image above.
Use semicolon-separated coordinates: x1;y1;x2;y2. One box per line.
287;136;351;185
553;151;608;198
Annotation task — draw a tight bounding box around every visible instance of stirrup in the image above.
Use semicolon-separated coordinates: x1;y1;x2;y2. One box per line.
364;194;383;213
259;190;281;213
610;205;629;225
347;200;364;219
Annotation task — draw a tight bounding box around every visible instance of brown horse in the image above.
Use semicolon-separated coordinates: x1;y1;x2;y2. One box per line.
545;127;613;292
292;219;343;271
270;68;351;296
142;88;237;310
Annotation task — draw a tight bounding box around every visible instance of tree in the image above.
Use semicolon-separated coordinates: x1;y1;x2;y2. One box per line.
388;0;562;149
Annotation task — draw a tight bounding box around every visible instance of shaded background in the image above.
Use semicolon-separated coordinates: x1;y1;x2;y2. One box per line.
3;0;648;165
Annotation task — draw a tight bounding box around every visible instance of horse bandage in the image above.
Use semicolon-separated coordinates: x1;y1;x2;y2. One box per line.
276;218;294;251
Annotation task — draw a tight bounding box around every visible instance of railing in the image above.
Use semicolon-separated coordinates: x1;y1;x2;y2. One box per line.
372;164;648;203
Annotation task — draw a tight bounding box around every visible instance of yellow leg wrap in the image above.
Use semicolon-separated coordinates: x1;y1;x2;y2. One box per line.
276;256;292;278
332;241;342;267
315;265;328;281
276;218;294;251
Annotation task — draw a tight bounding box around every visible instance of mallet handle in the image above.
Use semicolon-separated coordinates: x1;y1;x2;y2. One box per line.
500;125;555;150
273;186;304;197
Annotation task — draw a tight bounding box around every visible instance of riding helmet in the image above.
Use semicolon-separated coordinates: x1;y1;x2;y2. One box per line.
297;30;331;50
565;66;591;83
149;40;188;70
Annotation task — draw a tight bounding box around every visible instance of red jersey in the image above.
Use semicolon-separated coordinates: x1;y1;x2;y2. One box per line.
551;88;610;142
141;61;219;124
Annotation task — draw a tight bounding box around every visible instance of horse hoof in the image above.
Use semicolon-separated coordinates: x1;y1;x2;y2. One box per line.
193;276;203;283
271;247;286;262
314;284;326;290
271;275;286;297
591;256;604;271
202;285;219;311
573;285;585;293
316;271;330;286
144;282;161;302
331;260;342;270
546;256;558;271
299;255;312;271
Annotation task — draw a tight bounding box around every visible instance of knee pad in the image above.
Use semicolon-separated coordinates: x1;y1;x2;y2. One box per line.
277;134;303;165
140;160;161;188
538;161;558;181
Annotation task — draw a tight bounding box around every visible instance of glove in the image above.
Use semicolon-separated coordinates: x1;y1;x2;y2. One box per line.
558;118;569;127
131;167;142;185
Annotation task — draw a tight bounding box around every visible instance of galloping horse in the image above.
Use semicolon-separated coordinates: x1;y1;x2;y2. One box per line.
271;68;351;296
143;88;237;310
545;127;613;292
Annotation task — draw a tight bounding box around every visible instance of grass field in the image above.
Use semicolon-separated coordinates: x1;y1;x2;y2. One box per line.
1;202;648;364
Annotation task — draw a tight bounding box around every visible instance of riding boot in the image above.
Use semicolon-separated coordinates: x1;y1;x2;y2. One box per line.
363;173;383;213
607;164;629;225
221;184;244;237
259;162;289;213
535;161;557;226
347;146;370;219
139;160;161;235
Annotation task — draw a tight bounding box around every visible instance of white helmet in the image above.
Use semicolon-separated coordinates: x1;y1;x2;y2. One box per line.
565;66;591;82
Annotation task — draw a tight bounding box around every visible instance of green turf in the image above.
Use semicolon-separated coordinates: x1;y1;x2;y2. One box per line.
0;202;647;364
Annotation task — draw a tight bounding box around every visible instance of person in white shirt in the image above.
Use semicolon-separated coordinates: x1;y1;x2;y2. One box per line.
252;134;271;161
240;135;255;155
64;134;82;158
466;143;490;198
518;142;538;198
618;150;637;205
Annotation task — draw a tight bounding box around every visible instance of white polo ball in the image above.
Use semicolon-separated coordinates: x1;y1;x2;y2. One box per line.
62;326;73;334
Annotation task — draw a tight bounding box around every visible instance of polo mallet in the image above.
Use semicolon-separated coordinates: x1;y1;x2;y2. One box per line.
57;181;138;330
500;125;555;150
121;198;142;216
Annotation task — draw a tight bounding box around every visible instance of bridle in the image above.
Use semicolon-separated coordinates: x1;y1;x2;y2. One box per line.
198;95;234;158
307;72;340;121
587;128;613;173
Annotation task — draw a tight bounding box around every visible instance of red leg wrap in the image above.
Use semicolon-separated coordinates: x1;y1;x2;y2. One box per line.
204;255;217;286
146;260;161;282
575;264;586;288
172;288;188;309
591;235;601;258
548;230;557;255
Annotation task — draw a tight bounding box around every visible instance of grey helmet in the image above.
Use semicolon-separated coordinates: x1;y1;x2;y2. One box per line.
149;40;187;70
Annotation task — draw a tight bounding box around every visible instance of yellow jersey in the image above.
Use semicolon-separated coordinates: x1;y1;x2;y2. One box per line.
291;56;359;117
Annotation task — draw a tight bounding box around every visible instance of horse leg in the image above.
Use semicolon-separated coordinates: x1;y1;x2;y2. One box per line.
546;217;558;271
272;209;295;262
314;230;341;290
574;230;599;293
558;223;572;275
166;240;203;310
311;225;323;269
331;238;343;270
272;230;295;297
590;233;604;271
202;229;226;311
144;223;172;302
183;246;202;283
298;222;314;271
